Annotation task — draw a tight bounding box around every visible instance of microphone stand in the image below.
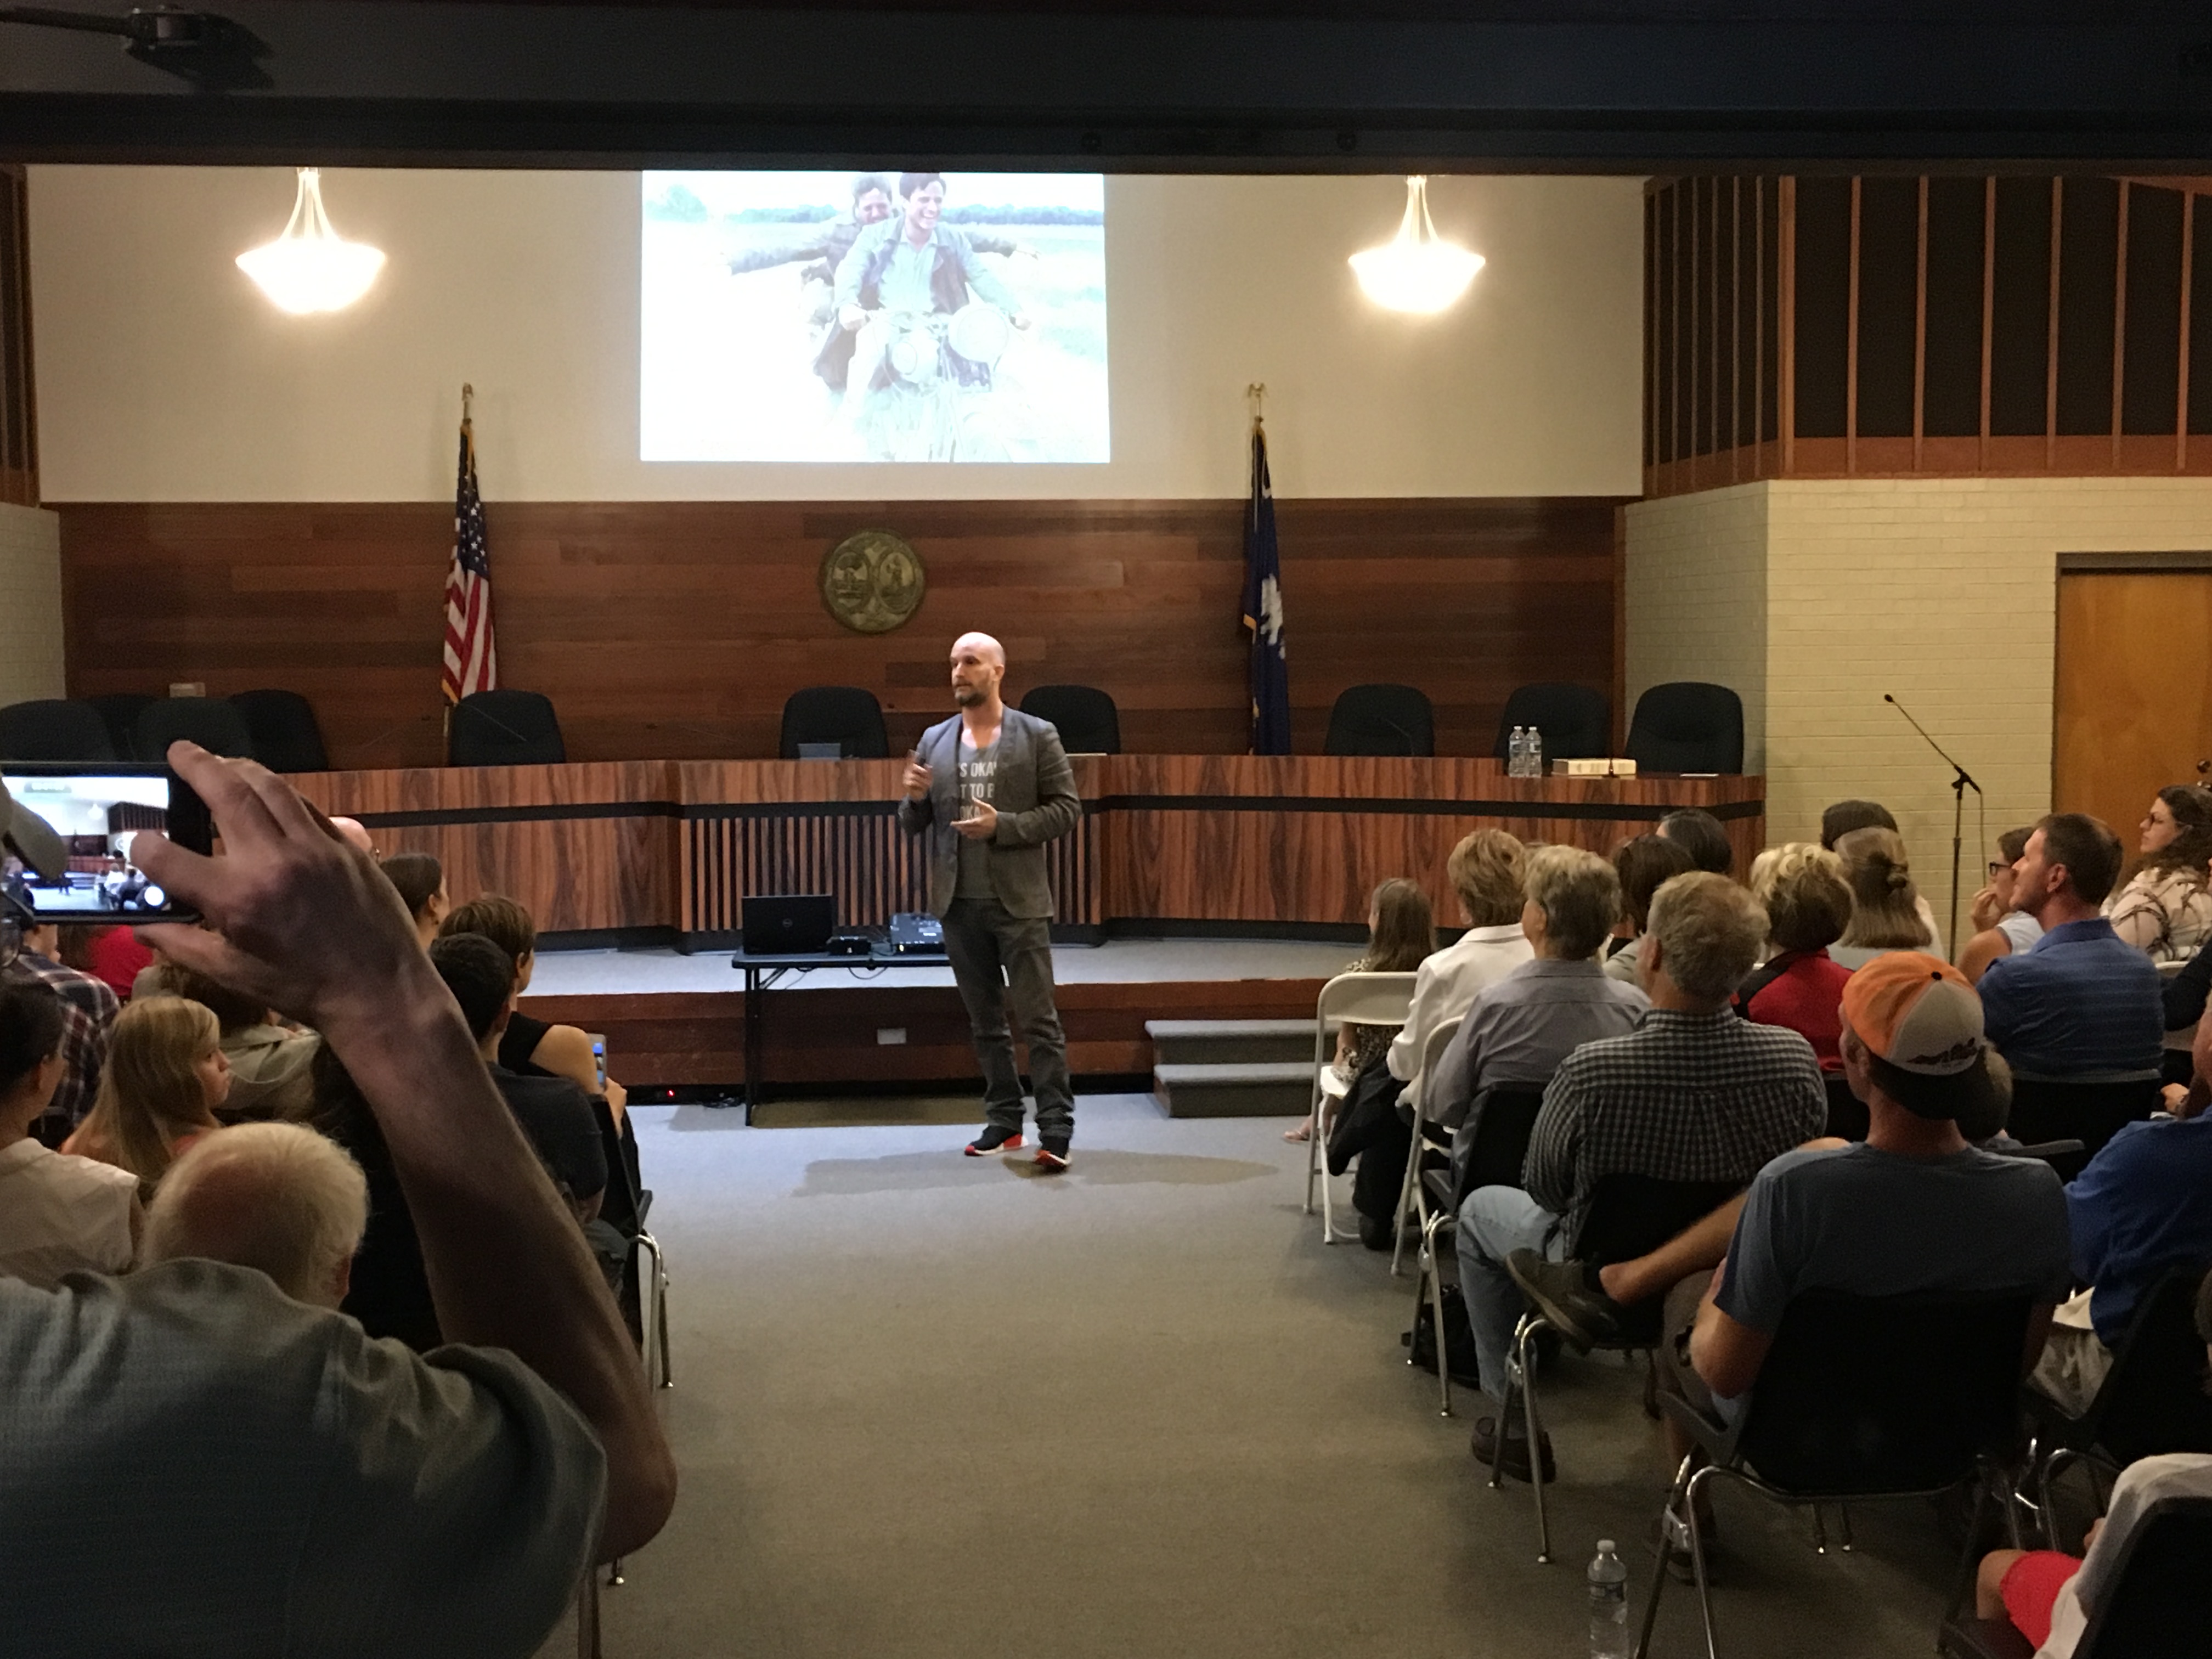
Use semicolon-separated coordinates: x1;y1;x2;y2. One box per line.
1884;694;1980;958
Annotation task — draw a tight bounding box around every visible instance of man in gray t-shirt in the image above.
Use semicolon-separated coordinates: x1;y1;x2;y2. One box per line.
1669;953;2070;1447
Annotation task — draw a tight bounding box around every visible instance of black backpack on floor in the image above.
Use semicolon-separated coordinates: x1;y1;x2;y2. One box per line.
1402;1282;1482;1387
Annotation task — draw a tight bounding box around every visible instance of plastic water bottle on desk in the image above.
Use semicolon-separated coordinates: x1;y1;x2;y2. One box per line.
1527;726;1544;779
1587;1539;1629;1657
1508;726;1527;778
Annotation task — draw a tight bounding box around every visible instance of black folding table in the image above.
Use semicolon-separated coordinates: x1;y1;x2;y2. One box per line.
727;944;950;1122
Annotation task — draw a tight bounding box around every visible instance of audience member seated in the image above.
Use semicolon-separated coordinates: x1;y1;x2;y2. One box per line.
2104;783;2212;963
428;933;608;1227
1957;827;2042;984
1455;871;1826;1481
1657;953;2070;1568
67;921;155;1005
440;894;628;1122
328;815;378;857
0;981;138;1288
306;1041;441;1350
1425;845;1647;1162
1385;831;1533;1104
1604;832;1696;986
1286;877;1433;1143
1736;843;1854;1075
1;743;673;1651
380;851;449;949
141;1121;367;1309
2030;1049;2212;1415
1821;797;1942;947
165;963;320;1122
1977;1271;2212;1657
61;995;230;1194
0;918;118;1130
1830;826;1933;968
1657;807;1733;876
1979;815;2164;1116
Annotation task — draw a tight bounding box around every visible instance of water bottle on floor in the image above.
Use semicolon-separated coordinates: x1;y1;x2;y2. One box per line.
1588;1539;1629;1658
1508;725;1527;777
1526;726;1544;778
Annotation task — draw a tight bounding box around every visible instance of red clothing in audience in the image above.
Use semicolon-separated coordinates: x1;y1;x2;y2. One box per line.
83;926;155;1003
2000;1550;2079;1649
1734;947;1853;1074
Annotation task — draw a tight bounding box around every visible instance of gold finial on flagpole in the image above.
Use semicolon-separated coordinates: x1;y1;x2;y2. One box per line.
1246;382;1266;431
461;382;473;426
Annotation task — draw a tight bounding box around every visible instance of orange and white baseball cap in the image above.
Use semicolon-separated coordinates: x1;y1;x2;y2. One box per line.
1839;951;1997;1121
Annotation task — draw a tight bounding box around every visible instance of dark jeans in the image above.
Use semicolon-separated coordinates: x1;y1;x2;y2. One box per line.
941;896;1074;1140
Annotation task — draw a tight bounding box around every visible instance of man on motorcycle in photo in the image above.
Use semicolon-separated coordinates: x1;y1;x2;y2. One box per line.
822;171;1031;435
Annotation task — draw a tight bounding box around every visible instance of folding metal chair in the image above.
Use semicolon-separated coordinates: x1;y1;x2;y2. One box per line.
1389;1013;1462;1278
1301;970;1417;1244
1633;1290;2034;1659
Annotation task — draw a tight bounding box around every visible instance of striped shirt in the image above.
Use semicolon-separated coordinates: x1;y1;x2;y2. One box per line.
1522;1007;1827;1242
1978;918;2164;1081
1;952;119;1125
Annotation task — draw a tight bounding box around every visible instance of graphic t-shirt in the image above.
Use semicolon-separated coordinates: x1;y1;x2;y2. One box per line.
955;733;1001;900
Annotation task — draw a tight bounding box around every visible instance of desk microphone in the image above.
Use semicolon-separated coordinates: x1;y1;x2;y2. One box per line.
1883;693;1980;958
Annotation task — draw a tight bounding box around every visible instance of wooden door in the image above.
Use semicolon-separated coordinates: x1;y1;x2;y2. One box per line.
2054;571;2212;840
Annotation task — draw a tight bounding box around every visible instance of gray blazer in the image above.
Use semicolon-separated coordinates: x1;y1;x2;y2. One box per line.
896;707;1081;919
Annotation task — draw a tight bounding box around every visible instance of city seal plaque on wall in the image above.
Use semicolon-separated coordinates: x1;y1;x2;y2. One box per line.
821;531;926;635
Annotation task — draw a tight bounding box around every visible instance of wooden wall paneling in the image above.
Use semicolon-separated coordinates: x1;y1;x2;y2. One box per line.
1846;177;1862;472
1791;177;1851;452
2119;183;2185;461
2046;177;2065;467
0;165;33;508
1981;178;1997;467
1645;187;1659;486
1853;176;1921;470
1921;176;1989;466
2192;201;2212;443
1914;177;1929;470
58;497;1627;772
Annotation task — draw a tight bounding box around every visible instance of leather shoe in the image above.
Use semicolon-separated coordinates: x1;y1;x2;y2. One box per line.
1506;1249;1624;1353
1470;1414;1556;1484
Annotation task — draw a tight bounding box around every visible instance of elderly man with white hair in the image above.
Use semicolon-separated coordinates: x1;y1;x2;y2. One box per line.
143;1122;368;1308
899;631;1083;1170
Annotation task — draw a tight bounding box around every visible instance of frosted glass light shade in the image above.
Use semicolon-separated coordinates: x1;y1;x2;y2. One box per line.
1348;176;1483;315
236;168;386;314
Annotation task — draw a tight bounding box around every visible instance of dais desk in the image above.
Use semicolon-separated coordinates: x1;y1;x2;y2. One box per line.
294;757;1764;950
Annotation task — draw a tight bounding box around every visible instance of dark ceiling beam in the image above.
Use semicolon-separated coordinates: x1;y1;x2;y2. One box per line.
6;2;2212;167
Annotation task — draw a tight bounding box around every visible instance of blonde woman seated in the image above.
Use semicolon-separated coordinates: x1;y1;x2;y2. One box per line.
63;995;232;1195
1829;826;1932;970
1285;877;1435;1142
1737;844;1855;1073
0;981;140;1288
2104;785;2212;964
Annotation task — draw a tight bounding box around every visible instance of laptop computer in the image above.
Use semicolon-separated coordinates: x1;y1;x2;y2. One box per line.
741;894;837;956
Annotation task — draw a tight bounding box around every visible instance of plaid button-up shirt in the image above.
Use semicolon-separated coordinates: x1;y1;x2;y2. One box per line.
3;951;120;1125
1523;1006;1827;1242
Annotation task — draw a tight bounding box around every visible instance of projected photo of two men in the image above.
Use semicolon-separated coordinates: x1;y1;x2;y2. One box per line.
641;170;1109;466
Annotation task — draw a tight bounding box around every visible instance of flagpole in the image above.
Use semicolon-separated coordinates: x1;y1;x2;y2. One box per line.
443;382;473;750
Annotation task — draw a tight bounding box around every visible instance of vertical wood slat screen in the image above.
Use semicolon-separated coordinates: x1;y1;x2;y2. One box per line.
1646;173;2212;495
680;805;1101;936
0;165;35;507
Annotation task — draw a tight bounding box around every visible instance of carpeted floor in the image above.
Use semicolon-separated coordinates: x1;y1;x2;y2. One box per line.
538;1096;1971;1658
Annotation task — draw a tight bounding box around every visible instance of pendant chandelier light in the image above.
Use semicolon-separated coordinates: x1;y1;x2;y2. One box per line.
1348;175;1483;315
235;168;386;315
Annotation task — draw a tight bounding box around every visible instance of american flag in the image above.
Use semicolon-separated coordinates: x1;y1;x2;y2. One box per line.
440;416;498;703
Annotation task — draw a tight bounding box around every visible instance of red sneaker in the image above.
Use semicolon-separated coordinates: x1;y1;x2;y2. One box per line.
964;1127;1024;1157
1034;1138;1070;1172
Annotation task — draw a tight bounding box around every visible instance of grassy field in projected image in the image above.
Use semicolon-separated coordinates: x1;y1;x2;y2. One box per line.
641;217;1109;464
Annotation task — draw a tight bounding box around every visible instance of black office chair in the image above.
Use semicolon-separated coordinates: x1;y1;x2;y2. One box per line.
1939;1497;2212;1659
229;690;330;774
448;690;566;767
2007;1077;2163;1169
134;697;254;761
84;693;155;760
1491;683;1611;763
1625;681;1745;774
1459;1084;1549;1200
778;686;889;760
1020;684;1121;754
1492;1173;1743;1561
1634;1290;2034;1659
0;698;115;761
1324;684;1434;757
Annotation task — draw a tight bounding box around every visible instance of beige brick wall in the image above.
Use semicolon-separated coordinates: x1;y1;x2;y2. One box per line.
1622;483;1770;771
0;503;65;709
1626;476;2212;941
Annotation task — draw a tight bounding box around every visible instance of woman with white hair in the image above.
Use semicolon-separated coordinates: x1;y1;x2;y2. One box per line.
142;1122;368;1309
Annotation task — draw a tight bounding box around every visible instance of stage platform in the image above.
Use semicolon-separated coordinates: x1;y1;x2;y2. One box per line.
518;936;1354;1098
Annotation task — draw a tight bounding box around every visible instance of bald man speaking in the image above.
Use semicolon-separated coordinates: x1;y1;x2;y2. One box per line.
899;633;1082;1169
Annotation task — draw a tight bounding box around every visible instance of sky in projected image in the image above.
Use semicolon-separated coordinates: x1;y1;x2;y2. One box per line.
641;171;1108;465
